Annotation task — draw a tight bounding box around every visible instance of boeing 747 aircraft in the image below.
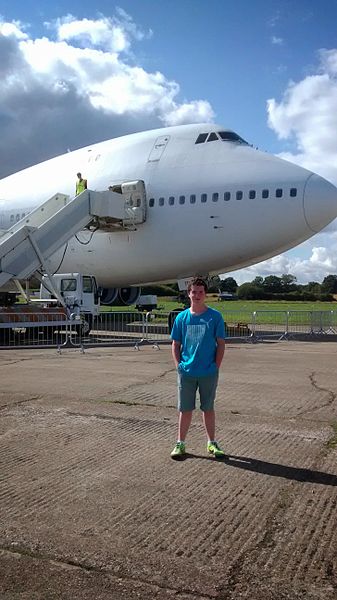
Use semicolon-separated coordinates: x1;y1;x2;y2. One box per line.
0;123;337;305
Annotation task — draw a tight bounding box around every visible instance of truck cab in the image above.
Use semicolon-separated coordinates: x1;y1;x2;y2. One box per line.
40;273;100;321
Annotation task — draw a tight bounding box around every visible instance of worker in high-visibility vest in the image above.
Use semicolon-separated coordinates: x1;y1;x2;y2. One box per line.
76;172;87;196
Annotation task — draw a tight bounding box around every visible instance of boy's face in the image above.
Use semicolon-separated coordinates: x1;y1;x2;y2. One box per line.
188;285;206;305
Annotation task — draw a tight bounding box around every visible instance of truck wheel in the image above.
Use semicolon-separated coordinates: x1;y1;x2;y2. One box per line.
82;315;93;335
74;315;93;337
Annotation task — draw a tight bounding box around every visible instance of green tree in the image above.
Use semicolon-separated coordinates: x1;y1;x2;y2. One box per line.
305;281;321;294
219;277;238;293
321;275;337;294
262;275;282;293
208;275;221;292
252;276;264;287
280;274;297;292
237;283;263;300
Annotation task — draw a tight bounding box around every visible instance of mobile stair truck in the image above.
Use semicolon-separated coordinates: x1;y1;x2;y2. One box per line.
0;182;147;346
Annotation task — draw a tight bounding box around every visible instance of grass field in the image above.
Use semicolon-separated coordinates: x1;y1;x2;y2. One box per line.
102;296;337;314
100;296;337;329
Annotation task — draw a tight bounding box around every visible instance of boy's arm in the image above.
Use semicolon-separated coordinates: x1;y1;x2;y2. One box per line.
171;340;181;368
215;338;225;369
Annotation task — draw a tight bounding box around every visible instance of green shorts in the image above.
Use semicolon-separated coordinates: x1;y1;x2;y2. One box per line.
177;371;219;412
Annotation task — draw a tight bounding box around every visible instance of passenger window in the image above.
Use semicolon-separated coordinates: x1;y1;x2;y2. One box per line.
10;214;14;223
195;133;208;144
16;214;20;221
262;189;269;199
149;198;154;207
179;196;185;204
249;190;256;199
21;213;25;219
224;192;231;201
169;196;175;206
276;189;283;198
212;193;219;202
207;132;219;142
290;188;297;197
190;194;196;204
236;191;243;200
201;194;207;203
159;197;164;206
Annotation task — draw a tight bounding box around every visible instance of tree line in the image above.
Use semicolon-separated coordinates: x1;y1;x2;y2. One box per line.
144;274;337;301
215;274;337;301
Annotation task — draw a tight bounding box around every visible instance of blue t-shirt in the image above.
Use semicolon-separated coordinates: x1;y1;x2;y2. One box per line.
171;307;225;377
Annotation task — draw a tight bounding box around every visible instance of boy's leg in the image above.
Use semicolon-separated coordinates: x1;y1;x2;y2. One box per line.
178;410;193;441
202;409;215;441
199;372;219;423
199;373;225;457
171;373;197;458
177;373;197;440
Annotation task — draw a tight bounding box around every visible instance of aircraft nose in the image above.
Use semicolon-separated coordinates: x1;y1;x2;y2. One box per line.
303;173;337;233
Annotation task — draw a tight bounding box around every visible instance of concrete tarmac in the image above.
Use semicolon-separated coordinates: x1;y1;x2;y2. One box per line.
0;341;336;599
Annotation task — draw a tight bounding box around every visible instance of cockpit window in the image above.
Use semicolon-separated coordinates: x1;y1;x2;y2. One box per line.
195;130;249;145
207;132;219;142
195;133;208;144
218;131;248;144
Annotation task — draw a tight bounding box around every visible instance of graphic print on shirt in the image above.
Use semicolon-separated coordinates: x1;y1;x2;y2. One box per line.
186;324;207;347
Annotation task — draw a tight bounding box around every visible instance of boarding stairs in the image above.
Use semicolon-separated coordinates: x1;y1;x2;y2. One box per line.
0;181;146;289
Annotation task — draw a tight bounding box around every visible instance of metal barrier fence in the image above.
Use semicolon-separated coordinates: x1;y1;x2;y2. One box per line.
0;310;70;347
252;310;337;339
0;309;336;350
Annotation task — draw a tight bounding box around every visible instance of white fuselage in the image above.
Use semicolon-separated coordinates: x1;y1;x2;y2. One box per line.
1;123;337;287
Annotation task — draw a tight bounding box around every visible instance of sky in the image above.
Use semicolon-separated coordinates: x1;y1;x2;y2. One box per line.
1;0;337;284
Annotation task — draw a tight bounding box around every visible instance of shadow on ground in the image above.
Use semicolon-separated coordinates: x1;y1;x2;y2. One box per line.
180;453;337;486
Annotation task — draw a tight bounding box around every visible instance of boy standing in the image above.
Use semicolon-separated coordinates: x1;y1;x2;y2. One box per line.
170;277;226;459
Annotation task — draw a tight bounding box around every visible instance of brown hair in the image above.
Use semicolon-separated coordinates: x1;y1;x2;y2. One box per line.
187;277;208;293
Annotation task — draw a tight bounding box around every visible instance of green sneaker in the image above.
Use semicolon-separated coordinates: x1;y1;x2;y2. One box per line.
207;441;226;459
171;441;186;459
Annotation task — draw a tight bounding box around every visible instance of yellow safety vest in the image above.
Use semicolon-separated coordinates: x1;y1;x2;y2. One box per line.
76;178;87;195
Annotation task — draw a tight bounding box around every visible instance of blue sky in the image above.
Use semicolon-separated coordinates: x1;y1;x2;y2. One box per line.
1;0;337;283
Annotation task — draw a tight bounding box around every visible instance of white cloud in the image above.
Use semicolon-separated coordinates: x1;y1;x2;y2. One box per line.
0;19;28;40
319;48;337;75
267;50;337;186
271;36;283;45
0;13;213;177
55;15;130;53
165;100;214;126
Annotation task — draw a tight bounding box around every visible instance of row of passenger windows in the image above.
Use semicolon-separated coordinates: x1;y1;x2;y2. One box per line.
7;186;298;219
148;188;298;207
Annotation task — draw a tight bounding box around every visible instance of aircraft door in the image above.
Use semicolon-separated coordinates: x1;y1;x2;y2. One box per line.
147;135;170;162
121;180;147;226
